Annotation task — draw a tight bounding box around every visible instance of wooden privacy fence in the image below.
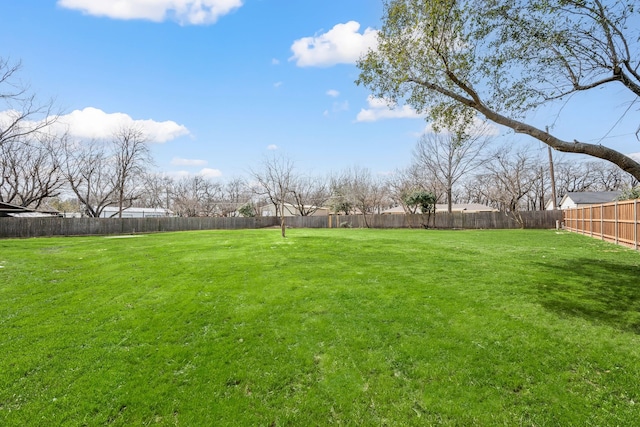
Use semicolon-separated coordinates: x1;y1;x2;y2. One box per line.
319;211;562;230
0;216;279;239
0;210;562;239
563;199;640;250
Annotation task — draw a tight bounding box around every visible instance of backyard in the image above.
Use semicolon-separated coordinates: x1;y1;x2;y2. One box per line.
1;229;639;425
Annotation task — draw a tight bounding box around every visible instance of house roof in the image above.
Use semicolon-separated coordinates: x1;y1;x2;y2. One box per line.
100;206;174;214
561;191;621;205
381;206;407;214
0;202;61;217
7;212;59;218
545;198;562;209
435;203;498;212
259;203;328;210
0;201;34;213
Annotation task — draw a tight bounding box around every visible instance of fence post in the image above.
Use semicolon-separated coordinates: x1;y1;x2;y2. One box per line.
589;205;593;237
615;201;619;245
600;204;604;241
635;199;638;250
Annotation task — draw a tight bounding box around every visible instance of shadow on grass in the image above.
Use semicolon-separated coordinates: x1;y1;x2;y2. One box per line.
534;258;640;334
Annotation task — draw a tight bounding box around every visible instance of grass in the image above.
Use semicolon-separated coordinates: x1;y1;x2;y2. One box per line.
1;228;640;426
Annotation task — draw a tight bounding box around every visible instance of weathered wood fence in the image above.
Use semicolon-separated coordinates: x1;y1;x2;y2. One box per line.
322;211;561;230
563;199;640;251
0;216;278;239
0;210;562;239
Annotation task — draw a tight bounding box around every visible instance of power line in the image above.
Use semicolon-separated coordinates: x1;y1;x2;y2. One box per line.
593;98;638;145
584;132;637;143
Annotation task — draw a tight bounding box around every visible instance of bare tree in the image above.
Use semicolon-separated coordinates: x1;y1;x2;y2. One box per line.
138;175;253;217
112;126;151;218
172;177;199;217
553;158;599;196
463;146;556;213
386;166;421;214
171;175;221;217
328;173;355;215
251;154;295;237
476;145;541;225
62;139;118;217
0;58;65;209
0;133;66;208
1;58;58;149
413;125;493;212
199;180;224;217
587;161;639;192
218;177;252;217
547;157;639;203
139;173;175;211
332;166;387;227
48;196;81;215
387;163;444;214
289;175;330;216
528;166;550;211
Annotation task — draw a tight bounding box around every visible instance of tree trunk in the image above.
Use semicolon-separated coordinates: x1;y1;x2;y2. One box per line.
118;189;123;218
280;201;286;238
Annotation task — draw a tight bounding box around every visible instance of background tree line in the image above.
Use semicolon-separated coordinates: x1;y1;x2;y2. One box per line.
37;139;639;221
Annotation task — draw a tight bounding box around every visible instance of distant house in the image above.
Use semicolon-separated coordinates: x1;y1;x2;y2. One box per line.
0;202;61;218
558;191;621;210
436;203;499;213
98;207;174;218
382;203;498;214
545;198;561;211
259;203;330;217
381;206;411;215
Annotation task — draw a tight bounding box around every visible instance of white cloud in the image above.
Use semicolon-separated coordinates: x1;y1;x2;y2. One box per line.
290;21;378;67
199;168;223;178
167;169;222;179
267;144;278;150
629;152;640;162
326;89;340;97
274;81;283;88
356;96;425;122
325;100;350;118
171;157;207;166
271;58;280;65
57;0;243;25
56;107;190;143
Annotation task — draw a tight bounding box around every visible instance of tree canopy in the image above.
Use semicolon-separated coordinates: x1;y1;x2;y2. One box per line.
357;0;640;180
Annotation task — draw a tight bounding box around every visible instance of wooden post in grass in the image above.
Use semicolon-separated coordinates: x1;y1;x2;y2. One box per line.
280;200;286;238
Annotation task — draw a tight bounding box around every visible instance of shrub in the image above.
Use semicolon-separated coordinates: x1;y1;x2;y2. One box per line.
616;186;640;201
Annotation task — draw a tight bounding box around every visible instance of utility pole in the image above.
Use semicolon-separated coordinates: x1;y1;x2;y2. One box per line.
546;127;558;210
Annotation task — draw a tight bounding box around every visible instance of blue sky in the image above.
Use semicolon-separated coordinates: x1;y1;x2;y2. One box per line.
1;0;638;180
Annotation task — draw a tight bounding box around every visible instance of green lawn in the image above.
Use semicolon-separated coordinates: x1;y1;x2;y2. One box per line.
1;229;640;426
